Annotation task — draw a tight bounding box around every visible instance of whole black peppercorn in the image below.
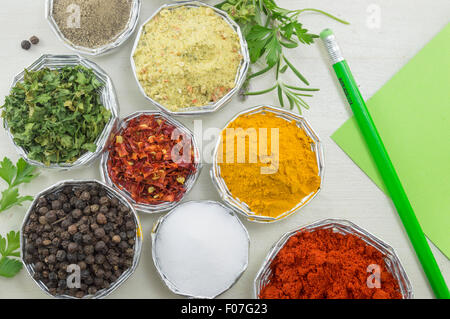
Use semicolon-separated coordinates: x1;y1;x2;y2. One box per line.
57;270;67;280
38;206;49;215
82;234;93;244
75;291;84;299
94;228;105;239
95;254;106;264
30;35;39;45
94;277;104;287
39;216;47;225
110;197;119;207
58;279;67;289
46;254;56;264
55;250;66;262
80;269;90;280
95;241;106;252
99;196;110;206
21;40;31;50
68;224;78;235
67;253;78;263
79;224;89;234
52;200;62;210
71;209;83;219
73;232;83;244
45;210;57;223
42;239;52;246
63;202;72;213
61;231;70;241
67;242;78;253
34;261;44;272
61;218;72;229
80;191;91;201
104;223;114;233
96;213;107;225
99;205;109;214
88;286;97;295
85;255;95;265
78;261;87;271
83;205;92;215
84;245;94;255
90;204;100;213
49;271;58;281
75;199;87;210
112;235;121;244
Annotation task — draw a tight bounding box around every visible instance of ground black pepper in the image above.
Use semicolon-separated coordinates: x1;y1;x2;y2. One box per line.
52;0;133;49
23;183;137;298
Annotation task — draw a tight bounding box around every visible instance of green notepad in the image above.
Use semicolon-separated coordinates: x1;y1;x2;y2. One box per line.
332;23;450;258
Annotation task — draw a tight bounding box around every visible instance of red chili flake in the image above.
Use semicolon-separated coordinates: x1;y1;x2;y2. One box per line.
107;115;196;204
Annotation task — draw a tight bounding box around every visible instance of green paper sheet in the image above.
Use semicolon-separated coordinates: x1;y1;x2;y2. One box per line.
332;23;450;258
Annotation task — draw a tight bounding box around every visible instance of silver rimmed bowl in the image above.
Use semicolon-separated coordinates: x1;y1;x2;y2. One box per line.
100;111;202;214
45;0;141;56
3;54;119;170
130;1;250;115
254;219;414;299
21;180;143;299
211;105;324;223
151;200;250;298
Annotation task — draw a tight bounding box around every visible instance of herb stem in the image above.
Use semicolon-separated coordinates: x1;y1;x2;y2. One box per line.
290;8;350;25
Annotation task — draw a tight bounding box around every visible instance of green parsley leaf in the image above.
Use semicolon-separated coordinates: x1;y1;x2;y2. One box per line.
12;158;38;187
0;157;37;214
0;257;22;278
0;187;33;212
0;231;21;257
0;157;17;186
0;230;22;278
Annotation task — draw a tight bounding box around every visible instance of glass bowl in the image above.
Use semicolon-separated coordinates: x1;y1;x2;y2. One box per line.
254;218;414;299
45;0;141;56
100;111;202;214
151;200;250;298
20;179;143;299
130;1;250;115
3;54;119;170
211;105;324;223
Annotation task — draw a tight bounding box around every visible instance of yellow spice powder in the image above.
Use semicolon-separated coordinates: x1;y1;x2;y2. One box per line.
218;112;321;218
133;7;242;111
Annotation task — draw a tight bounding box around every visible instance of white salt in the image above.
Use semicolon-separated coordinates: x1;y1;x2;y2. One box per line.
154;201;249;298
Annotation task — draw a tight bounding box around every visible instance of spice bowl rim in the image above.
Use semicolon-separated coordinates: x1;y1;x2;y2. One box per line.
211;105;325;223
3;54;119;171
129;0;250;116
151;200;250;299
20;179;143;299
253;218;414;299
45;0;142;56
100;110;202;214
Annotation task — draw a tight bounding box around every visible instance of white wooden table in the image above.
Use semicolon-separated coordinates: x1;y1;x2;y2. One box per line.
0;0;448;299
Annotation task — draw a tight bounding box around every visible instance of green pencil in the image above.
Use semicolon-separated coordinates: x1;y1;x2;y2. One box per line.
320;28;449;299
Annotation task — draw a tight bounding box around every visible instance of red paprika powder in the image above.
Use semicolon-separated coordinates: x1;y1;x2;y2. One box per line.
259;229;403;299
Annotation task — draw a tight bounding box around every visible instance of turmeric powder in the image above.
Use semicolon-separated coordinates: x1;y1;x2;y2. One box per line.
218;112;321;218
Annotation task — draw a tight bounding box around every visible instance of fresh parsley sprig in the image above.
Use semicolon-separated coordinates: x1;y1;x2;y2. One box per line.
0;230;22;278
218;0;349;113
0;157;38;213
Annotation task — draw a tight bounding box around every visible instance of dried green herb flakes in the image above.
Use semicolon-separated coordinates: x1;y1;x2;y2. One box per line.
1;66;111;165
